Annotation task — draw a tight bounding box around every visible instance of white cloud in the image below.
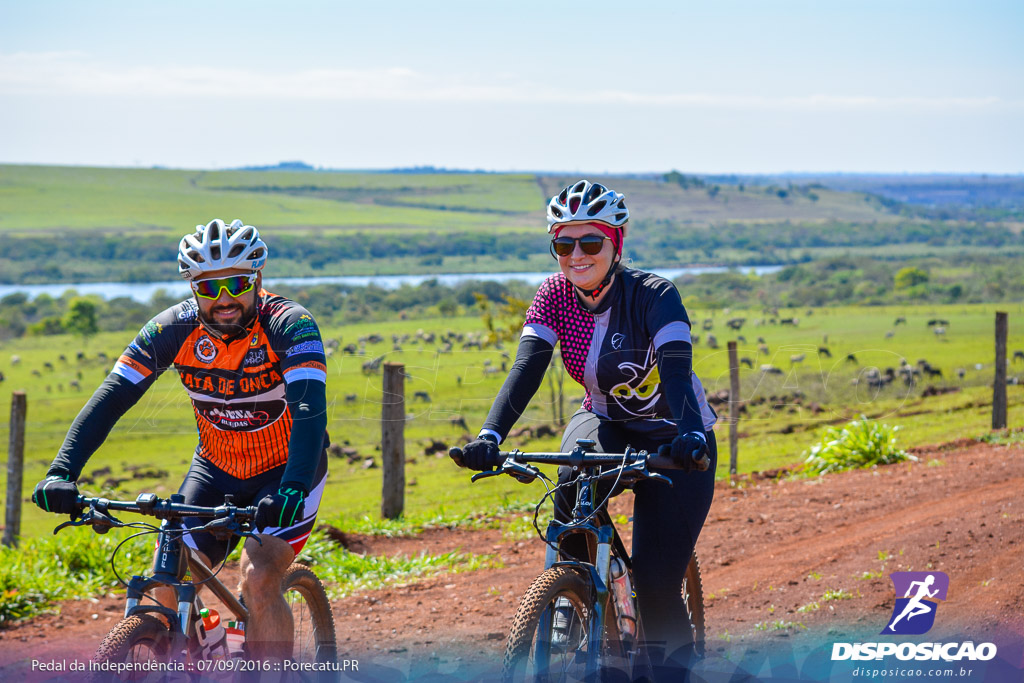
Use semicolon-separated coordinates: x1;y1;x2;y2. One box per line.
0;52;1015;111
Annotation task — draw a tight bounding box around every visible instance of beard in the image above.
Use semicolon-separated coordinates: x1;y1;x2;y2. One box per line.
198;297;258;338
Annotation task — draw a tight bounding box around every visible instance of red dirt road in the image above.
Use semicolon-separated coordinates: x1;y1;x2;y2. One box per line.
3;439;1023;680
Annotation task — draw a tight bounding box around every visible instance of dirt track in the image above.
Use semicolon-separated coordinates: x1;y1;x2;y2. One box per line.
3;439;1023;679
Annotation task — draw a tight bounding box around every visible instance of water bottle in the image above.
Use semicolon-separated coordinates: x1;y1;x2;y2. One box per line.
609;557;638;643
225;620;246;657
197;608;228;659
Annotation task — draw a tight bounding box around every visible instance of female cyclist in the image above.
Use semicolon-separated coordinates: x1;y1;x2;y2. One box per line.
452;179;718;678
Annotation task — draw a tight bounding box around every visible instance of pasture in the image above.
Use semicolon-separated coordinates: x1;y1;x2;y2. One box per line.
0;303;1021;541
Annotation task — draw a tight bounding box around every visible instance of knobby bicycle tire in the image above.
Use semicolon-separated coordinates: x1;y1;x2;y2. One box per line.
683;551;706;657
502;565;626;683
282;563;338;667
90;614;172;683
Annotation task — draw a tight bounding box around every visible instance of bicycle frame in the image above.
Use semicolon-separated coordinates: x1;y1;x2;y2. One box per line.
538;461;641;679
122;519;249;654
65;493;256;662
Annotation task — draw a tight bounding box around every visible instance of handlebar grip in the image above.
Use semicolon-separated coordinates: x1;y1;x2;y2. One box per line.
651;443;711;472
448;446;466;468
650;444;682;470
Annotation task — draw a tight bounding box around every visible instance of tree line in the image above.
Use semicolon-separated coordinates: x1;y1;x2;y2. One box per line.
2;253;1021;341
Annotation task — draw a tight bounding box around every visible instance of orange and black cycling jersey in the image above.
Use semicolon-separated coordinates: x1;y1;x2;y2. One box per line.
107;291;327;479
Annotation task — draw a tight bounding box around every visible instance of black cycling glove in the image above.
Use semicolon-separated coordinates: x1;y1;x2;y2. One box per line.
255;485;307;531
32;472;80;515
457;434;503;471
670;431;711;472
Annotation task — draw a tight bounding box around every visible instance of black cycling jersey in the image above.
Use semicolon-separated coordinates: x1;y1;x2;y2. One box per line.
481;267;716;442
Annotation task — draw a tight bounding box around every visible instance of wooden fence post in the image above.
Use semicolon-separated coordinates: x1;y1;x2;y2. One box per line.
727;342;740;475
381;363;405;520
993;312;1008;430
4;392;27;548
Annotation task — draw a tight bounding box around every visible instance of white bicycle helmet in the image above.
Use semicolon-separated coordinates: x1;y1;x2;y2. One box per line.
546;180;628;234
177;219;268;280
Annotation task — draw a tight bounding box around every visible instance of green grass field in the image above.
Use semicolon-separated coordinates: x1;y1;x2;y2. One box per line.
0;165;902;235
1;303;1021;542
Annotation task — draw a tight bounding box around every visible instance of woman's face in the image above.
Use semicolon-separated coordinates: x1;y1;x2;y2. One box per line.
554;223;619;292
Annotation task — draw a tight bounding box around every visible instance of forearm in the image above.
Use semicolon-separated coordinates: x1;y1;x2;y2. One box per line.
51;374;145;480
480;335;554;442
280;379;328;491
656;340;705;435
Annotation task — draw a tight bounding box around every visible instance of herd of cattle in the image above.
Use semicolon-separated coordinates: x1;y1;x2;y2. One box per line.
4;318;1023;402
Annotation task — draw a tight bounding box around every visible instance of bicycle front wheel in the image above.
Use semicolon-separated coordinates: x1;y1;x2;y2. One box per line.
282;563;338;666
502;565;611;683
90;614;172;683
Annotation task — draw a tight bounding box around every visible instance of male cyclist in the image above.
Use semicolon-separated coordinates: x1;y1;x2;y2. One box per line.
33;219;329;661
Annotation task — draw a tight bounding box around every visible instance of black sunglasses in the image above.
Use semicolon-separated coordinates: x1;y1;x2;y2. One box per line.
550;235;610;257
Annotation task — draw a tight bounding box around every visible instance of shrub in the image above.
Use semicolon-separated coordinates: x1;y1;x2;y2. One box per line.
803;416;914;475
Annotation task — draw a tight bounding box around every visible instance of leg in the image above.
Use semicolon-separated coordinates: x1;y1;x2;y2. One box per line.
243;465;328;661
632;430;717;675
239;534;296;661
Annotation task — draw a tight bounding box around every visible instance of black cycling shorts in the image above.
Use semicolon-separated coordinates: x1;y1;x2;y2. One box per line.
176;450;328;566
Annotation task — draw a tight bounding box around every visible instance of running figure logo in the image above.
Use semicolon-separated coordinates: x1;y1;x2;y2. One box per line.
882;571;949;635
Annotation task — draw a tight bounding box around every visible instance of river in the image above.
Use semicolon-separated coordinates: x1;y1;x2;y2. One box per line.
0;265;781;303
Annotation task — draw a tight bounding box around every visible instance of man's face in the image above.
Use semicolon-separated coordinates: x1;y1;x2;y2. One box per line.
192;268;261;337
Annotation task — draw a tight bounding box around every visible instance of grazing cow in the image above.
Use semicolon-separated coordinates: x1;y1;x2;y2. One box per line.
59;354;67;362
894;316;906;326
361;356;384;375
789;354;805;367
10;355;20;366
706;335;719;349
845;353;858;364
70;380;81;391
923;366;943;378
757;344;769;356
885;330;895;339
413;391;431;403
450;415;469;431
740;357;754;369
726;318;746;330
0;371;5;382
817;347;831;358
342;344;358;355
760;364;783;375
702;319;714;331
1012;350;1024;364
31;369;41;377
76;352;86;362
344;393;358;404
44;362;54;371
484;366;501;376
779;318;798;326
956;368;966;380
933;326;946;338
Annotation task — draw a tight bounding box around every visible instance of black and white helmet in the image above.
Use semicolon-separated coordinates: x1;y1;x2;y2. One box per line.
546;180;628;234
177;219;268;280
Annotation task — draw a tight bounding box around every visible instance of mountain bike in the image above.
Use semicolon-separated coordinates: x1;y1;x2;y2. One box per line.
449;439;706;682
55;492;337;682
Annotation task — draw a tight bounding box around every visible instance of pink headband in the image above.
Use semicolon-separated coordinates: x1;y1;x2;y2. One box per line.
553;223;623;257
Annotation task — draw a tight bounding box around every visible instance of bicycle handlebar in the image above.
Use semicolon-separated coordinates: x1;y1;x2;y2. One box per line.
448;441;691;486
74;493;258;522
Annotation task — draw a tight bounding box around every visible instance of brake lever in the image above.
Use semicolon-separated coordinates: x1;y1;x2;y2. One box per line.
470;469;503;483
53;516;89;534
647;471;674;486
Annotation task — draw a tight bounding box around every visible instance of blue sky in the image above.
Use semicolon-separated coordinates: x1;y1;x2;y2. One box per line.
1;0;1021;173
